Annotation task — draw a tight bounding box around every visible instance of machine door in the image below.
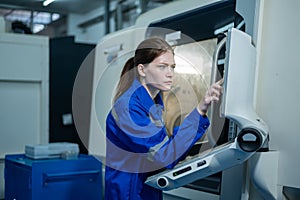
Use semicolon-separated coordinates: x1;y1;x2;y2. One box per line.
145;28;269;191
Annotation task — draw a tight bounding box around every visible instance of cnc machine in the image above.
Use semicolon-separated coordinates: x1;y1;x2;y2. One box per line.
86;0;300;199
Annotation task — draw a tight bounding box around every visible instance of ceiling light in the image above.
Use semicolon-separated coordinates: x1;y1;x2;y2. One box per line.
43;0;55;7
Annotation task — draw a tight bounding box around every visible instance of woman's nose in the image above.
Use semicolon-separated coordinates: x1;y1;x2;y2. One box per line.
166;69;174;77
166;66;175;73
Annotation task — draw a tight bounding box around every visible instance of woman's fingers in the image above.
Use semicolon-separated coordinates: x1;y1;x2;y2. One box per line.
197;79;224;115
208;79;223;102
216;78;224;85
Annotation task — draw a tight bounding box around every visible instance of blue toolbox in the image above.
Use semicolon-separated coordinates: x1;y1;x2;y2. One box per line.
5;154;102;200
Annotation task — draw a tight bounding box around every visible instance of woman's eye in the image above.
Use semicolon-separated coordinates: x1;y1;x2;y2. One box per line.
157;64;175;71
158;65;167;69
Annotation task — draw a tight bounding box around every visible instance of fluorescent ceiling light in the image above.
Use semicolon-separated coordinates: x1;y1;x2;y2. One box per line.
43;0;55;6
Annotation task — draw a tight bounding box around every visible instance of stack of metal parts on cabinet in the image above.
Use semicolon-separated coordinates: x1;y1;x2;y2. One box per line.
25;142;79;159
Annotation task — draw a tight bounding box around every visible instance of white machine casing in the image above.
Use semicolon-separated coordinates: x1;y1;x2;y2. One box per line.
221;29;268;139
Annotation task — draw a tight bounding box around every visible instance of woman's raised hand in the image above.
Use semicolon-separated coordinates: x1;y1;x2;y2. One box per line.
197;79;223;116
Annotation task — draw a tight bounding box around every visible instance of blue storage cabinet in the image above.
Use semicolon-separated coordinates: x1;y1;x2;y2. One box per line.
5;154;102;200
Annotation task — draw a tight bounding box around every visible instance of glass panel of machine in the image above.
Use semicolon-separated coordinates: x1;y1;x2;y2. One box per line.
159;38;229;194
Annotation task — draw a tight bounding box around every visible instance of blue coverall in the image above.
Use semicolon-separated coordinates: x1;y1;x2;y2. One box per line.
105;79;210;200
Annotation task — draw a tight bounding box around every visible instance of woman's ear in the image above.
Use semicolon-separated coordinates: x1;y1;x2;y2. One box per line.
137;64;146;77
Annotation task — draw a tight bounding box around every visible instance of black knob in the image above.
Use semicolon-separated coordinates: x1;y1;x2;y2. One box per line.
237;128;262;152
157;177;168;188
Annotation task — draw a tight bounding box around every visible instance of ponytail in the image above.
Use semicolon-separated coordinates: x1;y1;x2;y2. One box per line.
121;57;135;77
113;57;137;102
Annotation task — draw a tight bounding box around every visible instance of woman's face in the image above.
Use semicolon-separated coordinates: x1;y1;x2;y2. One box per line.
141;51;175;91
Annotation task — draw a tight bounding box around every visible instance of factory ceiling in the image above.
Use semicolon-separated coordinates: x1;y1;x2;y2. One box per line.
0;0;173;33
0;0;104;14
0;0;173;14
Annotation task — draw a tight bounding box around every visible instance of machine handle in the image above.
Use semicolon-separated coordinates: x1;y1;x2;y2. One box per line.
43;170;101;185
211;36;226;84
207;36;227;146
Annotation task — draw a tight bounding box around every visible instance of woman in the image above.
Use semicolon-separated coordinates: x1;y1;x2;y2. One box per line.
105;37;223;199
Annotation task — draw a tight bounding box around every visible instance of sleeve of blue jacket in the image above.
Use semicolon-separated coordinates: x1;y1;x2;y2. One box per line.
108;92;210;170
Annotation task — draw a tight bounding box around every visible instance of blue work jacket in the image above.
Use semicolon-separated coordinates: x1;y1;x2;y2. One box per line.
105;79;210;200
